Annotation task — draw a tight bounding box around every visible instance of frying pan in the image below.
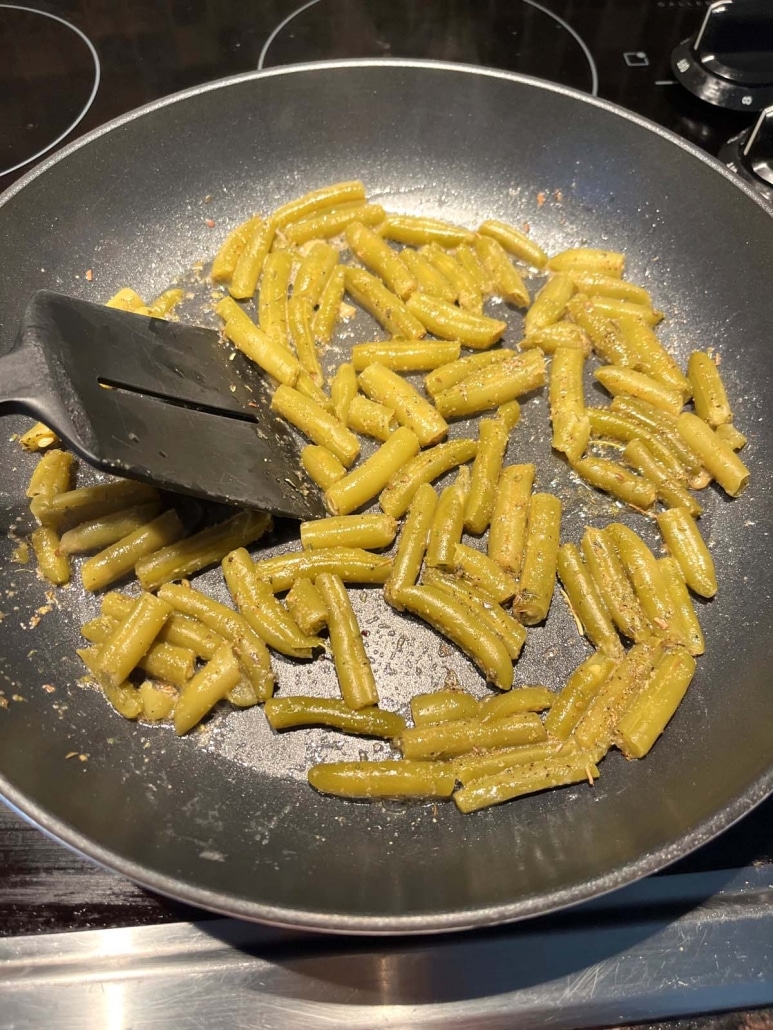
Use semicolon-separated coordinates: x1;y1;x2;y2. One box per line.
0;60;772;935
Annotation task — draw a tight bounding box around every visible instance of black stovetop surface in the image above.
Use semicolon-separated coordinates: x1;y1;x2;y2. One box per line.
0;0;770;961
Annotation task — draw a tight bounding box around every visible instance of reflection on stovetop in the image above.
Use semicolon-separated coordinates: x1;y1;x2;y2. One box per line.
0;0;771;958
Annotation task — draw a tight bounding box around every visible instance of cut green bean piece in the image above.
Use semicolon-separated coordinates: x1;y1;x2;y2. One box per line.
487;464;535;577
615;648;696;759
544;653;617;740
658;557;705;656
379;438;476;519
400;712;546;760
581;527;650;643
557;543;623;658
385;483;437;607
454;753;599;813
656;507;717;598
514;493;562;625
410;690;481;726
316;573;379;709
174;644;242;735
309;760;455;799
265;697;404;738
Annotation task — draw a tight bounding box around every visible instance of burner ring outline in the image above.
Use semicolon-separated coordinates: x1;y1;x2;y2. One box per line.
0;4;101;179
258;0;598;97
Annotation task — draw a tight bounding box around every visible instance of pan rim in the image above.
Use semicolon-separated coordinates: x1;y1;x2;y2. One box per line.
1;57;772;935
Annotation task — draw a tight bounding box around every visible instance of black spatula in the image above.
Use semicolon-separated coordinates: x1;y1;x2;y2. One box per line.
1;291;325;520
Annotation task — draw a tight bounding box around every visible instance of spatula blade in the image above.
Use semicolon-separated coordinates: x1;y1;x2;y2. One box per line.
15;291;325;520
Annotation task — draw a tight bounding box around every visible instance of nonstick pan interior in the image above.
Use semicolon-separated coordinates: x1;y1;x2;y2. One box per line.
0;61;771;933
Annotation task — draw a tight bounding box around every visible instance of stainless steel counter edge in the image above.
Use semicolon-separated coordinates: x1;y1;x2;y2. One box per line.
1;866;772;1030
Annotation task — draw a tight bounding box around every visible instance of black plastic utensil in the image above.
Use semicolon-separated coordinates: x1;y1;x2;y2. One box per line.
0;291;324;520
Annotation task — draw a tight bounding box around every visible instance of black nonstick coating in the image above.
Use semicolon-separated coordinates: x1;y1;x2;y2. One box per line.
0;61;771;934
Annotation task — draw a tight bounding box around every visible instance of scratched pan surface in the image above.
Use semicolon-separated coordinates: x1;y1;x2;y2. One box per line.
0;61;772;934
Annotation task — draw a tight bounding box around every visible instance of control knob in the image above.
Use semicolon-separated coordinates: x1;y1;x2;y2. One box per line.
719;105;773;202
672;0;773;112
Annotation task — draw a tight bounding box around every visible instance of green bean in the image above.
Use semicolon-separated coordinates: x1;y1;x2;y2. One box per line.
573;639;662;753
622;440;702;517
379;438;477;519
656;507;717;598
548;248;625;276
285;578;328;637
293;240;338;306
425;466;470;570
571;456;657;510
520;323;591;356
272;180;367;229
405;293;506;348
453;753;599;813
605;524;681;641
557;543;623;658
102;592;226;660
544;653;617;740
422;243;482;311
588;296;662;325
351;339;461;373
301;444;346;490
610;397;702;477
588;407;687;482
288;293;324;383
423;568;527;660
479;686;554;720
324;427;420;516
284;202;385;245
216;297;300;386
211;213;262;283
676;412;750;497
400;248;457;303
135;510;271;592
615;648;696;759
434;350;547;420
32;479;159;530
565;294;638;365
385;483;437;606
550;345;589;462
229;216;276;300
81;509;184;592
258;250;292;349
59;501;162;555
568;272;652;305
477;219;548;269
140;681;176;722
312;266;346;344
424;349;512;398
345;221;416;300
19;420;59;452
252;546;392;593
265;697;404;737
378;214;474;247
616;315;692;399
455;243;493;293
396;585;514;690
222;548;322;658
174;644;242;735
316;573;379;709
308;760;455;799
95;592;173;690
487;464;535;577
301;513;397;551
580;527;650;643
594;365;684;418
410;690;481;726
271;384;360;466
514;493;562;625
454;740;573;784
358;362;448;447
715;422;746;450
472;235;530;306
346;394;397;441
30;525;70;585
453;543;518;603
26;448;73;499
658;557;705;656
464;418;509;535
524;273;575;334
400;712;545;760
157;583;274;700
344;267;426;339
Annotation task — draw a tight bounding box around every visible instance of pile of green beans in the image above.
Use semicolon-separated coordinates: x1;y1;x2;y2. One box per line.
18;179;751;814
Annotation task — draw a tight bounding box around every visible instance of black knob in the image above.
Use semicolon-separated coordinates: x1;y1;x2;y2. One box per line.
719;105;773;201
672;0;773;112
